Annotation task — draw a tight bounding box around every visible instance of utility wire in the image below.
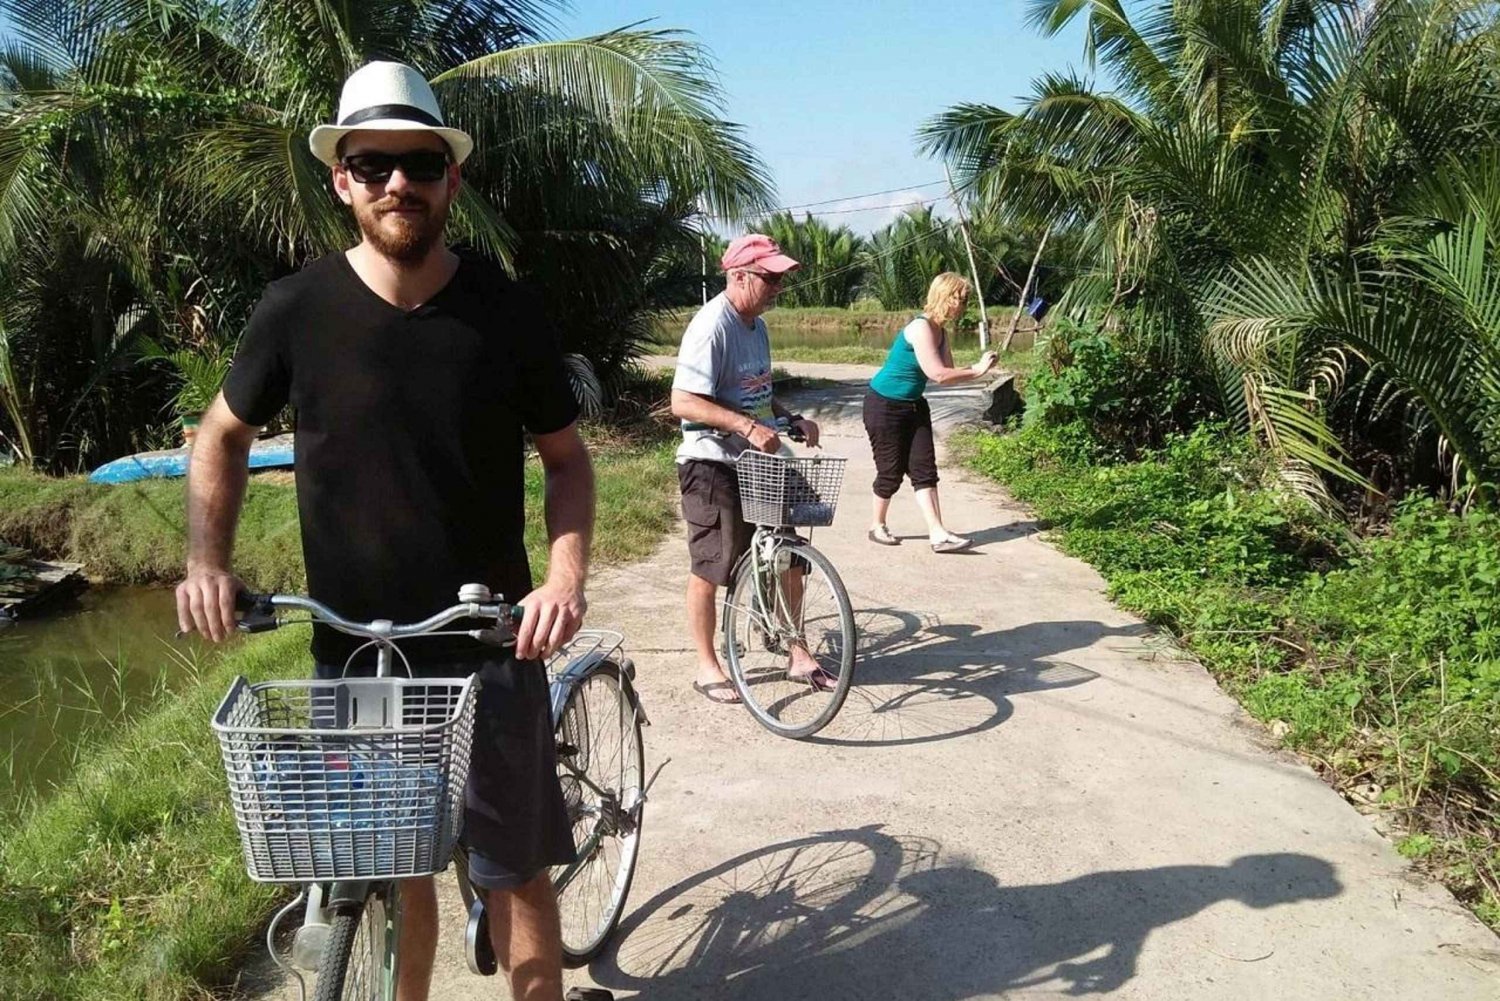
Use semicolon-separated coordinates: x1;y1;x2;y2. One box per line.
703;179;948;220
785;195;951;218
776;218;959;297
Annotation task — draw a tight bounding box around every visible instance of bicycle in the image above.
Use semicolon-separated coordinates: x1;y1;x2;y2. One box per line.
210;584;647;1000
684;418;858;738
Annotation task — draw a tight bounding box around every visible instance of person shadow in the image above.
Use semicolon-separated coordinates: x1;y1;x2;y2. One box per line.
809;609;1146;747
596;826;1342;1000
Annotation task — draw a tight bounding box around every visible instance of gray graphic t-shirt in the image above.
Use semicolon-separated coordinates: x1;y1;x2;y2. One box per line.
673;293;773;464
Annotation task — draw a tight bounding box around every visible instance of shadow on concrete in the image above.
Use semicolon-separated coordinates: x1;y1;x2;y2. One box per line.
961;519;1045;547
806;610;1134;747
879;519;1044;550
594;825;1342;1000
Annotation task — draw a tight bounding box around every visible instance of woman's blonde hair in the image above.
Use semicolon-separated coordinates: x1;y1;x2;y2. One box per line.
924;272;971;325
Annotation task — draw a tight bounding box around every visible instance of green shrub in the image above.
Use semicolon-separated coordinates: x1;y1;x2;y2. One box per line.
1024;327;1209;457
961;421;1499;928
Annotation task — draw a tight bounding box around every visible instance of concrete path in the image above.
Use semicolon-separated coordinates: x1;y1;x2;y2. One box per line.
261;361;1499;1000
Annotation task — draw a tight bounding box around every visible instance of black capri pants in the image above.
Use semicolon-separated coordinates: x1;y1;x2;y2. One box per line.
862;388;939;499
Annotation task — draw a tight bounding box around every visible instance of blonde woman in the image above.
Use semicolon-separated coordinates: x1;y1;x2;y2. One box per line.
862;272;996;552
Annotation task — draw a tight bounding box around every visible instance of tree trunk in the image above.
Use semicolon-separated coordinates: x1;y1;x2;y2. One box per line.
1003;225;1051;351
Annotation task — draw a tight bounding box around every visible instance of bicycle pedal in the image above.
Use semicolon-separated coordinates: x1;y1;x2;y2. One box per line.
465;898;497;976
564;989;614;1001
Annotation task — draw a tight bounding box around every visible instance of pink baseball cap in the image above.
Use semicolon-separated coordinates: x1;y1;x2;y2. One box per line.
721;234;800;274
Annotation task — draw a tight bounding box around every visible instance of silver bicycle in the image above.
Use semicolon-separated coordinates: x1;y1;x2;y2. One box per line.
211;585;647;1000
686;418;858;738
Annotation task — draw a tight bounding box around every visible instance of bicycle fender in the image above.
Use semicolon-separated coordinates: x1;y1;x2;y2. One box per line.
328;881;374;908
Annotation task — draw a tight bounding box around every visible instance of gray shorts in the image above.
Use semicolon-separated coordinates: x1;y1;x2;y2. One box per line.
315;653;575;891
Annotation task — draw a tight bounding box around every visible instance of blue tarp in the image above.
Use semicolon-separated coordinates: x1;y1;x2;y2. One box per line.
88;435;294;483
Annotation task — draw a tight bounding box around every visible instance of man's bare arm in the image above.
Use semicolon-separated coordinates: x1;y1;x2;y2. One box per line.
176;392;259;641
515;421;595;661
671;388;780;453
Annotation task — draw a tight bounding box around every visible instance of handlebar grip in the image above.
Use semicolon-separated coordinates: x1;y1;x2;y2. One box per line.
235;591;278;633
235;591;273;613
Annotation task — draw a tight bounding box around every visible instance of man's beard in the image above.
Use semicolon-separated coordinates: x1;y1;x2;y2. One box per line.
354;194;450;263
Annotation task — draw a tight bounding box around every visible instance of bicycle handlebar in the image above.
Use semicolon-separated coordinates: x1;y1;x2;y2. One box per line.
233;588;524;648
682;415;808;443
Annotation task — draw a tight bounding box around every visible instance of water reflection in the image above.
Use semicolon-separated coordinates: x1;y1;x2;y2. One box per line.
0;586;211;816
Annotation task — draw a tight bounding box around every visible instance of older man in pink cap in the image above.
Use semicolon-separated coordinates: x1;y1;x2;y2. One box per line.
669;234;828;705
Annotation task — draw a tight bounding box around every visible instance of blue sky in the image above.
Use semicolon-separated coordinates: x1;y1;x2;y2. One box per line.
558;1;1092;233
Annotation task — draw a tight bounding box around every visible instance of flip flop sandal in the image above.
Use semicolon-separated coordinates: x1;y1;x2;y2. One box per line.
788;667;840;692
692;680;741;704
867;526;901;546
931;536;973;554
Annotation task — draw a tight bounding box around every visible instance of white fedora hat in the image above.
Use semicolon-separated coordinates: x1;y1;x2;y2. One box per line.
309;61;474;167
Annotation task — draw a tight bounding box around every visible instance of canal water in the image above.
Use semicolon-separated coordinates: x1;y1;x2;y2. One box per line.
0;586;216;818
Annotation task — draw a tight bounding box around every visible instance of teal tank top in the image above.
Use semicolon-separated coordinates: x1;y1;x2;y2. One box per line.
870;316;942;401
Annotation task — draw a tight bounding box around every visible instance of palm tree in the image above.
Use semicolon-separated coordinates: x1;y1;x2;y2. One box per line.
0;0;773;468
860;205;963;309
755;212;865;307
921;0;1500;503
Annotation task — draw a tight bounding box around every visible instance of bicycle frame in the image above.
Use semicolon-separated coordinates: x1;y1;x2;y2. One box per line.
242;591;645;1000
739;527;810;641
527;631;647;899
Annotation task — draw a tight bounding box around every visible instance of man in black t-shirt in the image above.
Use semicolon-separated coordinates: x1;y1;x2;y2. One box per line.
175;62;596;1001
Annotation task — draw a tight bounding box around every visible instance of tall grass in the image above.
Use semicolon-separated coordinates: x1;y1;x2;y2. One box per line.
1;440;679;591
0;630;307;1001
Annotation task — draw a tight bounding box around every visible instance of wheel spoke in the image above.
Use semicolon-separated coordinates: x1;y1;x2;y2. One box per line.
724;543;856;739
553;663;644;965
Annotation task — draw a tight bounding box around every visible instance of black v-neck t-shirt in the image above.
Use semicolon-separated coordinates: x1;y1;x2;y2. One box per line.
223;252;579;664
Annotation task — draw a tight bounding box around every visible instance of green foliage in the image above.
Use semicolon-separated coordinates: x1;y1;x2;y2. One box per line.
925;0;1500;505
961;421;1500;928
0;435;679;592
754;212;864;307
0;0;774;472
0;538;31;596
860;205;963;310
1024;325;1209;457
0;629;306;1000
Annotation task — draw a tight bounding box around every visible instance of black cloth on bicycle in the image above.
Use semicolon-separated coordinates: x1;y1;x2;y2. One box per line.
223;251;579;665
862;388;938;499
317;654;576;888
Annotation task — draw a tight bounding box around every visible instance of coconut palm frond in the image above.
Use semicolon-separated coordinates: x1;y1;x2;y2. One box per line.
562;352;603;419
436;31;774;221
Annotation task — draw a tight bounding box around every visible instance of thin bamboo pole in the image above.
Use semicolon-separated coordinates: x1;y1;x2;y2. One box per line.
946;164;989;349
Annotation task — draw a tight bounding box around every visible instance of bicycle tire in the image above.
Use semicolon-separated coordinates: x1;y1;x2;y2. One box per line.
553;661;645;966
313;885;398;1001
723;540;856;739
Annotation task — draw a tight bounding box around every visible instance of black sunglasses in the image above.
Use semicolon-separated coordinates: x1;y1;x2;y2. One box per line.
340;150;450;184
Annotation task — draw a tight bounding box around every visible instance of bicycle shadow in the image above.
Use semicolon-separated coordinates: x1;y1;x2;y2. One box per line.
594;826;1342;1000
807;609;1129;747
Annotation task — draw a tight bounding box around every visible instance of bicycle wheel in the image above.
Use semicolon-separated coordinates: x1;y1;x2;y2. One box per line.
553;661;645;966
313;884;398;1001
723;541;856;739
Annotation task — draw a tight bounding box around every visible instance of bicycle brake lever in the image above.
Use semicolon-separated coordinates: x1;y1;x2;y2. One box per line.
473;628;516;647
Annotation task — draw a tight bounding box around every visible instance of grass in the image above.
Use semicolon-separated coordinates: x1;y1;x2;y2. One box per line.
956;420;1500;930
0;417;681;999
1;439;679;591
647;304;1037;368
0;629;307;1001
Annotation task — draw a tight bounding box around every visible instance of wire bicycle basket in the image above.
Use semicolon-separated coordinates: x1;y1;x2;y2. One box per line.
736;451;847;527
212;674;478;882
